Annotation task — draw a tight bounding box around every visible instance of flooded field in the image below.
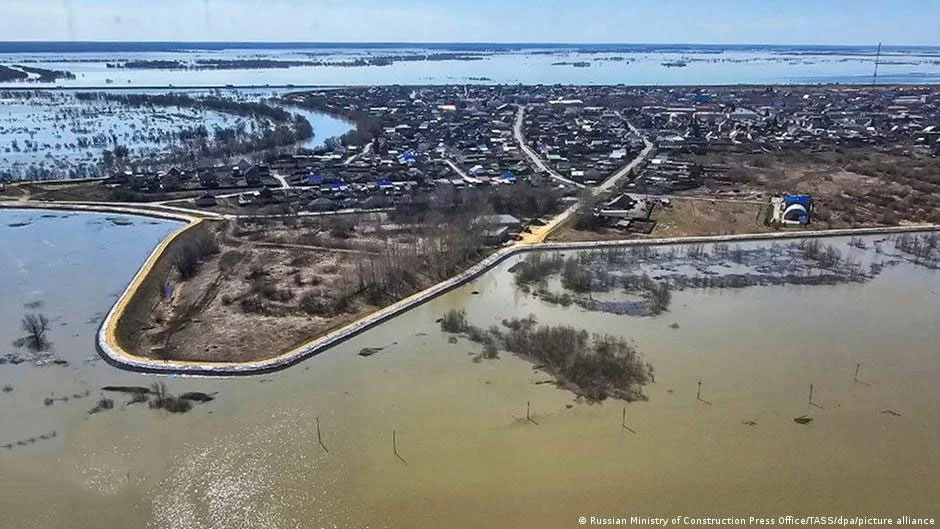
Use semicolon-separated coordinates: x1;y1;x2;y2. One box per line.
1;210;939;528
0;91;261;178
0;90;351;180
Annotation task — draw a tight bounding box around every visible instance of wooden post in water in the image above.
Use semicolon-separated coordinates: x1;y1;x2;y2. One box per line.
392;429;406;463
854;363;861;383
526;401;538;425
316;416;328;453
621;407;636;434
695;380;712;405
808;383;825;409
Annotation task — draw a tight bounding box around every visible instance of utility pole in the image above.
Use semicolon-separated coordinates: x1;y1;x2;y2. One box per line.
872;42;882;85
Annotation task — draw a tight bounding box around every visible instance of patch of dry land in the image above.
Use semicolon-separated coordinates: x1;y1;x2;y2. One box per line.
551;145;939;242
549;199;773;242
550;199;775;242
0;179;213;204
644;199;776;238
120;213;489;363
679;145;940;226
166;193;295;216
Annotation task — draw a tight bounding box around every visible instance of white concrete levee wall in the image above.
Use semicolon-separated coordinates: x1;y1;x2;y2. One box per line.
91;217;939;376
6;201;938;376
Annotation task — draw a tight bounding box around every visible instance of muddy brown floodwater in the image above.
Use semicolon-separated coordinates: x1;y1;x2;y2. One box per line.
1;209;939;529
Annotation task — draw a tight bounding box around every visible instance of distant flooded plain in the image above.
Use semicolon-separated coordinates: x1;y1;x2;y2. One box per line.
4;45;940;87
1;210;939;529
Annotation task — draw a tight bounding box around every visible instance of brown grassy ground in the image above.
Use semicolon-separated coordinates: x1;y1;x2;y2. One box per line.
679;145;940;227
165;195;293;216
2;180;215;203
146;242;374;363
551;145;939;242
549;200;775;242
126;215;482;363
130;219;387;362
646;200;776;238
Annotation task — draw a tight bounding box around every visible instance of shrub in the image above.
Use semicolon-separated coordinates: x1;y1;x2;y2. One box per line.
163;396;193;413
175;232;219;280
439;308;469;333
511;253;564;287
176;245;200;279
880;208;900;225
249;278;294;302
246;262;268;279
239;294;266;314
299;291;331;316
328;217;355;239
646;282;672;315
496;317;651;401
561;258;594;292
147;382;193;413
288;253;314;267
89;397;115;414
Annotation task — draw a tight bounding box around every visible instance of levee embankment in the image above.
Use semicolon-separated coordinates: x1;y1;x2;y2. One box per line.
109;219;216;360
96;220;939;376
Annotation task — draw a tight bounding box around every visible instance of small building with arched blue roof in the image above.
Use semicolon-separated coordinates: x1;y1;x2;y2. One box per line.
772;194;814;225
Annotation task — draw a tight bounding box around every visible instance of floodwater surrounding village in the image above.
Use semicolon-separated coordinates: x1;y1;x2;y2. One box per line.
1;209;939;529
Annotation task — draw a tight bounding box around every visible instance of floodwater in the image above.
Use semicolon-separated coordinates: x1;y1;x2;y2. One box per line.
1;210;939;528
3;45;940;87
0;89;353;178
0;92;257;176
289;105;354;150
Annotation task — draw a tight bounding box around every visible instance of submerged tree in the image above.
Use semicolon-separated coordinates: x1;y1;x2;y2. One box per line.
14;313;50;351
646;282;673;315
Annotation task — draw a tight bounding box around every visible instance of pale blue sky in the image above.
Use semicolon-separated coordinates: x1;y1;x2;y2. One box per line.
4;0;939;45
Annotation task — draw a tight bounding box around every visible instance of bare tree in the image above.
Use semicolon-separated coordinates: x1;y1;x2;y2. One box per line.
18;313;50;351
646;282;672;315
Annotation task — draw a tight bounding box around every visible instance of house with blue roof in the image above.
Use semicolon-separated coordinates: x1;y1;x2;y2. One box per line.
499;171;517;184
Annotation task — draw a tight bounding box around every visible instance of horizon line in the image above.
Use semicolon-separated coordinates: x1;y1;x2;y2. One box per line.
0;40;937;48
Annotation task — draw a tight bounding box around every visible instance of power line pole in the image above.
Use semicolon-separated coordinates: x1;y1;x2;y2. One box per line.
872;42;882;85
